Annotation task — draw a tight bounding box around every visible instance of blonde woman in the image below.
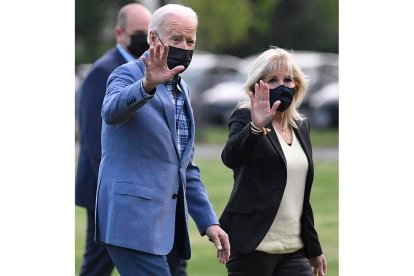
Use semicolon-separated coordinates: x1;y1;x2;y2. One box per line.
219;47;327;276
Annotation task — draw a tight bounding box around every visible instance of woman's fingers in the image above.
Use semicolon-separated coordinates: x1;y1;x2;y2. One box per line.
262;81;269;102
254;83;260;102
270;100;281;114
254;80;269;103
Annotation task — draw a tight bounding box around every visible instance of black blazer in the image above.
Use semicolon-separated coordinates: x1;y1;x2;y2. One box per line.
219;108;322;258
75;48;125;210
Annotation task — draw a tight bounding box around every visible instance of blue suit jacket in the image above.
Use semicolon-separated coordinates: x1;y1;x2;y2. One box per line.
76;48;126;210
95;52;219;259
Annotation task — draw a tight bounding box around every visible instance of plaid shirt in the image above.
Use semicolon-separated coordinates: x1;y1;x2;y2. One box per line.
164;76;191;159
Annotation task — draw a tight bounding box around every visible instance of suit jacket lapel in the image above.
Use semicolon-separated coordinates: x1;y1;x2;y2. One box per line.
265;122;287;165
155;84;179;157
138;52;180;157
265;120;313;167
178;81;195;163
293;123;313;166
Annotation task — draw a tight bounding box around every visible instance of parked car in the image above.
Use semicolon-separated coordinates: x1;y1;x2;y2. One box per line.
201;76;248;124
301;81;339;129
201;51;339;128
181;50;242;126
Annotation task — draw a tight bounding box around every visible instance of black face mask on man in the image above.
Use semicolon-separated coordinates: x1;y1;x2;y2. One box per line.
154;31;193;72
268;85;295;112
127;32;149;59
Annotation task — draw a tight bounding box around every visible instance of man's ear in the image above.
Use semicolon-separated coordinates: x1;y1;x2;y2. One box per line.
115;27;123;41
148;31;157;46
115;27;122;35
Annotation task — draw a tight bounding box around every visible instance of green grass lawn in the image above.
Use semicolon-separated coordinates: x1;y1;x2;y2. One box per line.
75;158;338;276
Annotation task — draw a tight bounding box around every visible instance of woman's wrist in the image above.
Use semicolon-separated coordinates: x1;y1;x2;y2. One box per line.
251;121;264;130
250;122;271;136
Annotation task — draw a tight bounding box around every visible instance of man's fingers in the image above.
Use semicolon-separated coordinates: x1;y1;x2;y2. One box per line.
171;65;185;75
218;248;229;264
218;250;226;264
160;44;169;62
206;226;230;264
142;56;149;67
210;235;222;250
149;46;155;62
219;234;230;263
154;43;162;60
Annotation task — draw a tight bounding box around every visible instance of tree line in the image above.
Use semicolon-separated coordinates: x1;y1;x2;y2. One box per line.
76;0;338;65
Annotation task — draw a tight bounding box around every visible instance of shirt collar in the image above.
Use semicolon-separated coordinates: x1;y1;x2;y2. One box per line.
116;43;135;62
174;74;181;86
166;75;181;87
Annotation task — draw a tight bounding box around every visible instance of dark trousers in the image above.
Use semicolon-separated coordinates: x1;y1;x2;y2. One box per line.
79;209;114;276
226;249;313;276
167;183;188;276
106;244;187;276
106;235;188;276
107;245;172;276
167;245;188;276
79;209;187;276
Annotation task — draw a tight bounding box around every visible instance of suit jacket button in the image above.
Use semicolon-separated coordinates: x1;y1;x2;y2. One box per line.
172;193;178;199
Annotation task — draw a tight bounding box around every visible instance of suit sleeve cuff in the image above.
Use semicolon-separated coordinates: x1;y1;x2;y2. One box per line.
139;81;156;99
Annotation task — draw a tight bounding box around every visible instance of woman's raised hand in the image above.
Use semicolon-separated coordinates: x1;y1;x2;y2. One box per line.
249;80;280;128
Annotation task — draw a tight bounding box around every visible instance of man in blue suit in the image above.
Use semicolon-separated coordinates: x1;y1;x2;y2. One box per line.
76;3;152;275
95;4;230;275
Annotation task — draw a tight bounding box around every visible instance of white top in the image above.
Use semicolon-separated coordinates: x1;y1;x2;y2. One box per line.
256;129;309;254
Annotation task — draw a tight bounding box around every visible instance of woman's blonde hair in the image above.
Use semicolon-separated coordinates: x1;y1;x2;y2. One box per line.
240;46;308;128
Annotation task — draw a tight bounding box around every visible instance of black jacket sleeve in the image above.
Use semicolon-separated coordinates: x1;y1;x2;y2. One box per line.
221;108;264;169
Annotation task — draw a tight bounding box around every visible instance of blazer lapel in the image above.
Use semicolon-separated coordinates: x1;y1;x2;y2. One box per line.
138;53;179;158
178;81;195;163
293;123;313;165
155;84;179;157
150;77;195;163
265;122;287;165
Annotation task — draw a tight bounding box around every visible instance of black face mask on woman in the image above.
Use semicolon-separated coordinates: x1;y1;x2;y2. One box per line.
269;85;295;112
127;32;149;59
155;31;193;71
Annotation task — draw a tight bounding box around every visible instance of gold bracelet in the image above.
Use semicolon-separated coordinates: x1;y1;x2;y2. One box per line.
250;129;262;136
250;122;271;136
250;122;262;131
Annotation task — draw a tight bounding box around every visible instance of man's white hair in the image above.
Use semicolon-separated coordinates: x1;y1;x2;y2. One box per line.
147;4;198;43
